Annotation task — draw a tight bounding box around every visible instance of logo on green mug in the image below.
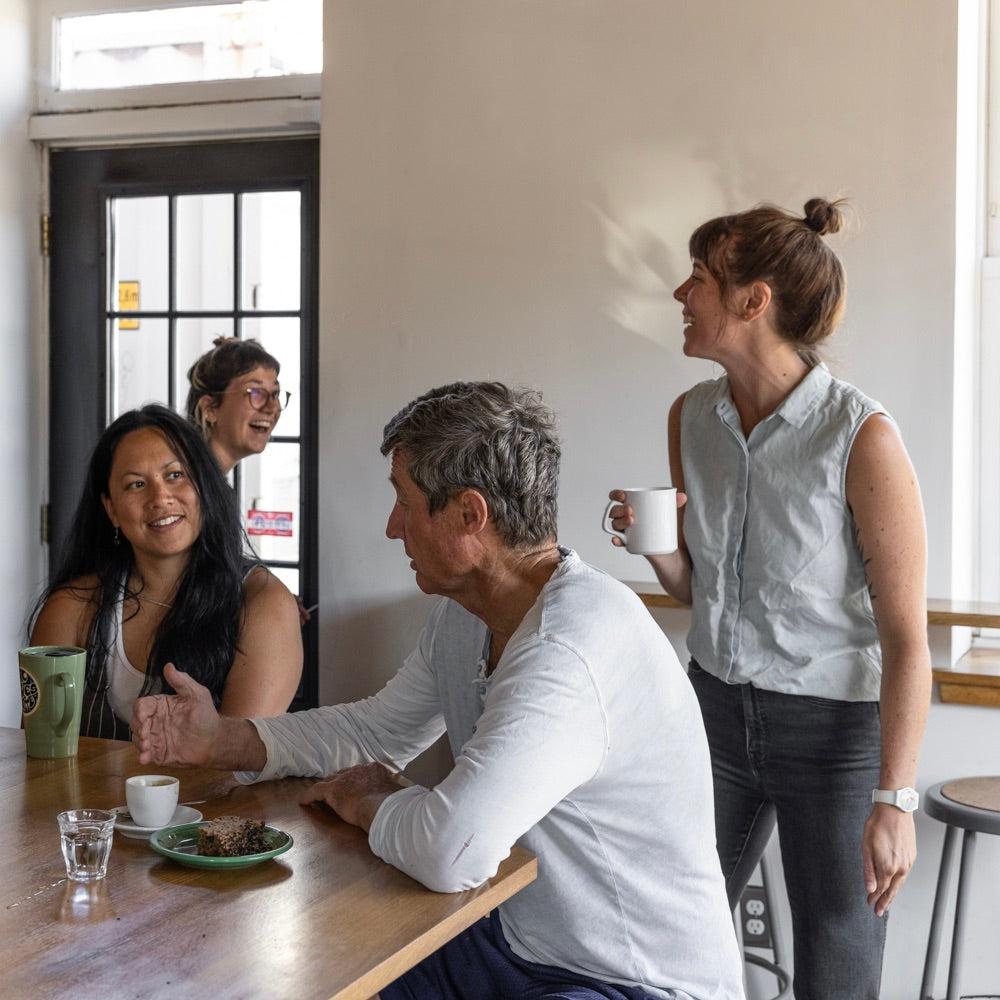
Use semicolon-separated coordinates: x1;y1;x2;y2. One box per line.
19;668;40;716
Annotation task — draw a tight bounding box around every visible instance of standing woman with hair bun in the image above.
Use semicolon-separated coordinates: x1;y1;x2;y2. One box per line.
608;198;932;998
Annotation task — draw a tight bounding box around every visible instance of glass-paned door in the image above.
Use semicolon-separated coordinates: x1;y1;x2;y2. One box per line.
49;139;318;710
106;189;306;597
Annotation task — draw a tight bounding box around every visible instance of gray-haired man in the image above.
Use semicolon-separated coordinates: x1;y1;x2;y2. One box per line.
133;381;744;1000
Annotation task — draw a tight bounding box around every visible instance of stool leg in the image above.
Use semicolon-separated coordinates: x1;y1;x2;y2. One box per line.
920;824;959;999
945;829;977;1000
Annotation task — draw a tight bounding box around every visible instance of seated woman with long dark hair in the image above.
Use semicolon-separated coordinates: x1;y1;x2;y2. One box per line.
29;404;303;739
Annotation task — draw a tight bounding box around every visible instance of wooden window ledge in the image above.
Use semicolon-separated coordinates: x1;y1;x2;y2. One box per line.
625;584;1000;708
934;650;1000;707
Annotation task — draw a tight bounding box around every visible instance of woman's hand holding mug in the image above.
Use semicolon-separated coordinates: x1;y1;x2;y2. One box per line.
603;487;679;555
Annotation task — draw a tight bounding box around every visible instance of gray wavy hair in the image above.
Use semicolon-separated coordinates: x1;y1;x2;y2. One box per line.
380;381;560;549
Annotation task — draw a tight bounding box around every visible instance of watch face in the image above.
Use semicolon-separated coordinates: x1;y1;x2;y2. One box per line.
899;788;919;812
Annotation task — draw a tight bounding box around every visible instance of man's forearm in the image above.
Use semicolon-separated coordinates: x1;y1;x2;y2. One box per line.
213;717;268;772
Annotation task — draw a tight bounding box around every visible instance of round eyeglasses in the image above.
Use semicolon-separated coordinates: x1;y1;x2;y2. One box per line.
236;387;292;411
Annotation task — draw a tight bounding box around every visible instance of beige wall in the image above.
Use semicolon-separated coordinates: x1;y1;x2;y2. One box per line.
318;2;998;996
318;0;959;644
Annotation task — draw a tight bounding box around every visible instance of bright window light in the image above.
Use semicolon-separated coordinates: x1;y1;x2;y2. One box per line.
56;1;322;92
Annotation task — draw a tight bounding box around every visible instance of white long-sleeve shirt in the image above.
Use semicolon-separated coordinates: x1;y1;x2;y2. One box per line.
239;550;744;1000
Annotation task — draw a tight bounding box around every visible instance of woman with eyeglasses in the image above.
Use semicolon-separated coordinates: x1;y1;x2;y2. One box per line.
29;404;303;740
186;337;311;624
185;337;290;476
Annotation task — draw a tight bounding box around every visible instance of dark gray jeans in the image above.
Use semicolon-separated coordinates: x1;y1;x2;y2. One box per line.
688;662;887;1000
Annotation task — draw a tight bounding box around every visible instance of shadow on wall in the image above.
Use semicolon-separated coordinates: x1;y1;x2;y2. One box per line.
585;146;837;353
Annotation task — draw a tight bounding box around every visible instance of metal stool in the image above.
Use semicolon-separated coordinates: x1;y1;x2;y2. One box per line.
920;776;1000;1000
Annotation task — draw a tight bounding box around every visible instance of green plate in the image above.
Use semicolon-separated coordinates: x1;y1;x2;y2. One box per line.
149;821;293;870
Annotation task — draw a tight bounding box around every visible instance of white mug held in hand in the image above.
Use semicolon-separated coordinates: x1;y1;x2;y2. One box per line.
125;774;180;828
603;487;678;555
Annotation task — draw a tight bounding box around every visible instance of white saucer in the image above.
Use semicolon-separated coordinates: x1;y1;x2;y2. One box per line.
112;804;203;839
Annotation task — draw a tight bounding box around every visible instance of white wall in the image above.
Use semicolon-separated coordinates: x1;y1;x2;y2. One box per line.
319;2;1000;997
0;0;43;726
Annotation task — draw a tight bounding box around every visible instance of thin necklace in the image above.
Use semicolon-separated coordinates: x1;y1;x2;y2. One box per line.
139;595;173;609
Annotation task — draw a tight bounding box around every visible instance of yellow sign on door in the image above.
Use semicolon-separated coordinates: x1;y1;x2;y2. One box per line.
118;280;140;329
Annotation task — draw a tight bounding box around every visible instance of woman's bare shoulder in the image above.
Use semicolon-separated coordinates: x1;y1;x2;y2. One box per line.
31;575;101;645
46;575;102;607
242;566;296;608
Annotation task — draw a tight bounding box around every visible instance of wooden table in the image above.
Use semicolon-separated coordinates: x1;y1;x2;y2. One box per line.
0;729;536;999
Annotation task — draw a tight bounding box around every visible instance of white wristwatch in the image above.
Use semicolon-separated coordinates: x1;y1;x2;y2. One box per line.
872;787;919;813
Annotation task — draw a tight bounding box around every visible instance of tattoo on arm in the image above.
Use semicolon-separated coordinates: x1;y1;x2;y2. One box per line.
853;522;878;603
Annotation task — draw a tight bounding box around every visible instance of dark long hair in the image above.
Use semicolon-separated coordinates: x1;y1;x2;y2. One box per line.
37;404;255;704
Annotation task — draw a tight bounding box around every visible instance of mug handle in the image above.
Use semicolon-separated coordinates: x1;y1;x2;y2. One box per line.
52;673;76;737
602;500;625;541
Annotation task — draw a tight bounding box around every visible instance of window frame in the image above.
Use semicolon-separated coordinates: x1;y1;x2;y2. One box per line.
977;0;998;607
33;0;321;115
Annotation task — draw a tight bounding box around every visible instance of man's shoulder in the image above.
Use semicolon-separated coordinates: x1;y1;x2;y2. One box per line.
547;550;635;600
538;553;662;637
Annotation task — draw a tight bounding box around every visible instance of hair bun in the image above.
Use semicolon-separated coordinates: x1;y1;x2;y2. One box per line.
803;197;843;236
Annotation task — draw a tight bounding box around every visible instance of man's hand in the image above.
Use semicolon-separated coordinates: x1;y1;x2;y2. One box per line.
863;804;917;916
300;762;413;832
131;662;224;767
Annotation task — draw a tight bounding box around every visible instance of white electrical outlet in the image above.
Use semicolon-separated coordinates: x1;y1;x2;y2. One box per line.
740;886;773;947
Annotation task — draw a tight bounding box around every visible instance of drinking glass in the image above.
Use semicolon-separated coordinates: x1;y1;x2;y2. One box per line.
57;809;116;882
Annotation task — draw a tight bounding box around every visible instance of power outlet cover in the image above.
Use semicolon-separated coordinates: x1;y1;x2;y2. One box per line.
740;886;773;948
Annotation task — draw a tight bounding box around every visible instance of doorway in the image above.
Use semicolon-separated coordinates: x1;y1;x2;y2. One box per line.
48;138;318;710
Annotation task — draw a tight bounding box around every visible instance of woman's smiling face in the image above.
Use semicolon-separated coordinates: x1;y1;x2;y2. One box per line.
199;365;283;474
101;427;202;562
672;260;737;360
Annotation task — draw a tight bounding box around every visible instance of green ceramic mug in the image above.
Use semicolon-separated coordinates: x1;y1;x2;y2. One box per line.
19;646;87;758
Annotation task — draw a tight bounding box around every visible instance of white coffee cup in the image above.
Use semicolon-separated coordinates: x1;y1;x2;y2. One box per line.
603;487;678;555
125;774;180;828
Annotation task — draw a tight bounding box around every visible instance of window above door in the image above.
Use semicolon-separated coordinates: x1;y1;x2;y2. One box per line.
34;0;321;117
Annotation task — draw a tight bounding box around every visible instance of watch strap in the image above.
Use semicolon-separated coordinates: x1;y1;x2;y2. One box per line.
872;787;919;812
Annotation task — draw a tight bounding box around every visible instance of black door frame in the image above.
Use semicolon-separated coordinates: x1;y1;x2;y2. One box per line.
48;137;319;710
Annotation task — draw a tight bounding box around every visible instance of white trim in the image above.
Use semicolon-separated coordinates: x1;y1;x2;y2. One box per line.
28;97;320;146
979;1;1000;605
36;74;322;115
954;0;989;628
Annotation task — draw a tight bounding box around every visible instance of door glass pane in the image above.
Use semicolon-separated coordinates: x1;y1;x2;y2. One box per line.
268;566;300;598
176;195;234;311
241;191;301;311
112;318;170;417
110;197;169;312
242;442;300;563
242;317;301;435
175;318;236;412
